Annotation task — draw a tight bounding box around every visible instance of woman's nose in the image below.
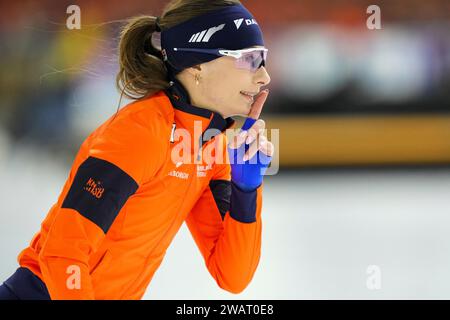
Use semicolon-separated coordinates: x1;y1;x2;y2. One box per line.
255;66;271;86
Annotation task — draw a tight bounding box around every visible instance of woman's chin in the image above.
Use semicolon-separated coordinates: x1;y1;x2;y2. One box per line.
234;106;251;118
244;102;253;114
226;98;252;117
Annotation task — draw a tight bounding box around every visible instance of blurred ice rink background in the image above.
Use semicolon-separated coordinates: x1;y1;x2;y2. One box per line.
1;0;450;299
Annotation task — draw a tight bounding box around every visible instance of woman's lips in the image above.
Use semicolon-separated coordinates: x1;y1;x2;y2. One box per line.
240;92;254;103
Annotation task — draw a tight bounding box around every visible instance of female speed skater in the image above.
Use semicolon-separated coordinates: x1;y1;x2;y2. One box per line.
0;0;273;299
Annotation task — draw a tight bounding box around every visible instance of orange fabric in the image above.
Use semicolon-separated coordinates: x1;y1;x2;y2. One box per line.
17;90;265;299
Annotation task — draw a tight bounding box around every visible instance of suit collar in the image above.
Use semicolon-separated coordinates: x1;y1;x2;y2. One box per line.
163;77;236;147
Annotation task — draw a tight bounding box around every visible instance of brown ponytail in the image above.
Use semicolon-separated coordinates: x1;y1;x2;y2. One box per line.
116;0;241;101
116;16;168;100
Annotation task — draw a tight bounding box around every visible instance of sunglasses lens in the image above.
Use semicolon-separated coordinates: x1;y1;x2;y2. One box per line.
235;50;267;72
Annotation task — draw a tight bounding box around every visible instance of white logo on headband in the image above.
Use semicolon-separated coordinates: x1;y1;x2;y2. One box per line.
234;18;258;30
234;18;244;29
188;23;225;43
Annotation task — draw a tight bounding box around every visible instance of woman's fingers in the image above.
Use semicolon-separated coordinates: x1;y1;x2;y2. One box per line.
229;119;266;149
248;89;269;119
243;134;274;161
228;130;247;149
230;130;274;161
259;137;274;157
228;89;269;150
243;119;265;146
228;89;270;157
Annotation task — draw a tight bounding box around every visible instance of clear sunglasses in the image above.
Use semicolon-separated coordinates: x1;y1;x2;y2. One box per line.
172;47;268;72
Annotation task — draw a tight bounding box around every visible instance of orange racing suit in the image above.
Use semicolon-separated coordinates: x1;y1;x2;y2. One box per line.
16;80;265;299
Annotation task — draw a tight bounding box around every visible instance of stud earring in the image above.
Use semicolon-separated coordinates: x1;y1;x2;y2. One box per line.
195;74;200;85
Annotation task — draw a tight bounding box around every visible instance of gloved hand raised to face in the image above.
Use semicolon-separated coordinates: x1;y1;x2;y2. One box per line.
227;89;274;192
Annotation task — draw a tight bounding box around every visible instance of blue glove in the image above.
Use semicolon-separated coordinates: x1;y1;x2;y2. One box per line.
227;117;272;192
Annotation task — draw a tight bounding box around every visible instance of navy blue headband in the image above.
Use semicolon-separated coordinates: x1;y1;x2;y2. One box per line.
160;4;265;75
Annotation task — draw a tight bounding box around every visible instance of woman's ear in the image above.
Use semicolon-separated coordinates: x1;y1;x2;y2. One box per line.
186;64;202;76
